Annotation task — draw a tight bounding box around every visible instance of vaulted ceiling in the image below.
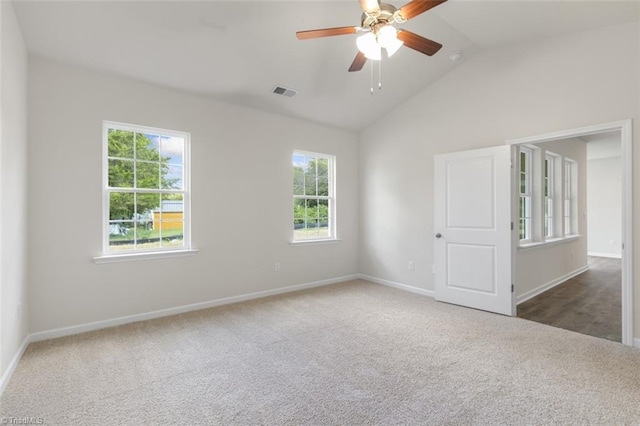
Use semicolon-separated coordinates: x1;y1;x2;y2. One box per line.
13;0;639;131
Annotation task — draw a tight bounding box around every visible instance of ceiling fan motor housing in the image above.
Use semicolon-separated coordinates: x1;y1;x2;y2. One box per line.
361;3;398;29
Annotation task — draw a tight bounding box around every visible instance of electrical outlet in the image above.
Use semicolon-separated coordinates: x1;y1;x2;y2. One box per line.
408;261;415;271
274;262;280;272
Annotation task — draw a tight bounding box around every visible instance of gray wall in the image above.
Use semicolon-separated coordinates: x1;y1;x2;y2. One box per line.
358;22;640;337
27;57;359;333
0;1;29;384
587;156;622;257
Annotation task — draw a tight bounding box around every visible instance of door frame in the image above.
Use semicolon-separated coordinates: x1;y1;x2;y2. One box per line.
506;119;633;347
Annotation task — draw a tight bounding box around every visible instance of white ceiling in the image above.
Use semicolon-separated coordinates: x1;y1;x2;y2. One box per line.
12;0;640;131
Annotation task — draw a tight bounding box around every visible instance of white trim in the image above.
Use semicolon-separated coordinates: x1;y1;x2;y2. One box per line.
93;248;199;264
516;265;589;305
0;336;30;397
289;238;341;246
588;252;622;259
359;274;434;298
508;119;634;347
518;235;581;250
634;338;640;349
29;275;359;342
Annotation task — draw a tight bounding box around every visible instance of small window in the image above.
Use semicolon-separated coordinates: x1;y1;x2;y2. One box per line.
544;154;554;238
564;159;576;236
103;121;190;254
519;148;532;241
292;151;335;242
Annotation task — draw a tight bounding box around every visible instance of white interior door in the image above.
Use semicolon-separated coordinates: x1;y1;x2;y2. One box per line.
434;145;514;316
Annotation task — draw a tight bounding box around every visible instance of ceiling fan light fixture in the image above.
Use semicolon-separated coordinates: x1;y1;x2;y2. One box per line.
356;32;381;60
380;26;404;57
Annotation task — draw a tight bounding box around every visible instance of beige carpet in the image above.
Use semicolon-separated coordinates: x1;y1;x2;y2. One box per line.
2;280;640;425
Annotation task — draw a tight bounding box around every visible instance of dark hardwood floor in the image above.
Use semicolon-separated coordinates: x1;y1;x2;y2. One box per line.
517;256;621;342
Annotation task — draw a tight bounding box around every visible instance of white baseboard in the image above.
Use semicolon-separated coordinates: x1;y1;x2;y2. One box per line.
516;265;589;305
0;335;31;397
634;338;640;350
30;274;359;343
359;274;434;298
588;252;622;259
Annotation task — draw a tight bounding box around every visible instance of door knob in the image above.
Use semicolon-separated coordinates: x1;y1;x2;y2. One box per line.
435;233;442;239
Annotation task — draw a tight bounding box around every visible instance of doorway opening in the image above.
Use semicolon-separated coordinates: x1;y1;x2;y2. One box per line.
508;120;633;346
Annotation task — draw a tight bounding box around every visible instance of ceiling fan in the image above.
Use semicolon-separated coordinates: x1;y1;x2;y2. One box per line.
296;0;448;72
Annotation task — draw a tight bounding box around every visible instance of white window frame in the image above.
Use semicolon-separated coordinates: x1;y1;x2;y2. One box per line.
517;145;577;248
292;150;337;243
519;147;533;242
96;121;193;261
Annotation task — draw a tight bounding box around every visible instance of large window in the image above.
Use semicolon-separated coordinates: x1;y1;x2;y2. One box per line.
519;148;532;241
103;121;190;254
292;151;335;242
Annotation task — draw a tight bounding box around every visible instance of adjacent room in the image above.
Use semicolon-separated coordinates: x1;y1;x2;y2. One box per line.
1;0;640;424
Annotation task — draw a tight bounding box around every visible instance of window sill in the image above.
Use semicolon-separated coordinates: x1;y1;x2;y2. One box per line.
290;238;341;247
93;249;199;264
518;235;581;251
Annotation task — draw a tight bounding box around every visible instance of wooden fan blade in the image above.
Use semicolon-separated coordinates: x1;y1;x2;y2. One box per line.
397;30;442;56
397;0;447;21
348;51;367;72
359;0;380;14
296;26;358;40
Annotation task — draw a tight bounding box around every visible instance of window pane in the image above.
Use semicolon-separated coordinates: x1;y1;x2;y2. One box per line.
160;220;184;248
108;129;134;158
110;192;134;221
293;166;304;195
108;220;132;250
520;152;526;172
160;135;184;165
162;164;183;190
318;177;329;196
136;133;160;161
318;199;329;222
161;194;184;215
317;158;328;179
135;222;161;250
136;193;159;222
304;173;317;196
294;199;305;226
136;161;160;189
108;159;134;188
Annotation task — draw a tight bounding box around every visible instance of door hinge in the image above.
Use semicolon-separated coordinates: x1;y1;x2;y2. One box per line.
511;284;514;293
511;222;514;231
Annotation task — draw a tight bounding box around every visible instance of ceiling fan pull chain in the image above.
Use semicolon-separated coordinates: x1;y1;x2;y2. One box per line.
370;59;374;95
